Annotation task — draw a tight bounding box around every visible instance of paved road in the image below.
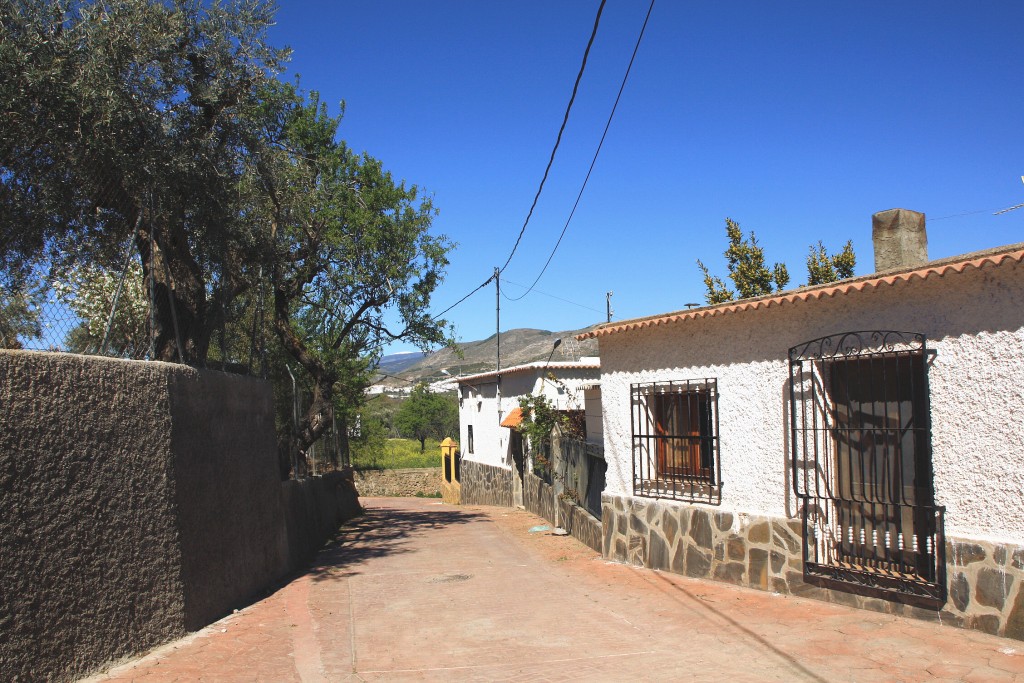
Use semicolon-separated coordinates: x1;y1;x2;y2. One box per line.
85;497;1024;682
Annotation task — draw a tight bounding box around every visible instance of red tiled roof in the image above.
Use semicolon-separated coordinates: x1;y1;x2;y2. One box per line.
500;407;524;428
578;245;1024;341
455;360;600;385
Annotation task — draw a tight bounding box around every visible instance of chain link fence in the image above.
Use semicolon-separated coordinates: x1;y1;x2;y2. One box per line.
1;248;271;375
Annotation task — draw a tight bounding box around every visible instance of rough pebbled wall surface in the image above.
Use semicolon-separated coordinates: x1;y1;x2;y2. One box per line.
1;352;187;683
354;467;442;498
598;259;1024;539
281;472;363;571
459;460;513;507
167;367;290;630
0;351;362;682
604;493;1024;641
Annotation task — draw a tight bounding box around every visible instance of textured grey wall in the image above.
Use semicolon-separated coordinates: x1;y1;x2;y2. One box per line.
1;352;187;683
0;351;362;682
281;471;362;570
168;368;290;630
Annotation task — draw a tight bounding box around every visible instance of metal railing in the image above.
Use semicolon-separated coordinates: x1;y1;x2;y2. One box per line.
630;378;721;505
789;331;946;607
556;437;606;519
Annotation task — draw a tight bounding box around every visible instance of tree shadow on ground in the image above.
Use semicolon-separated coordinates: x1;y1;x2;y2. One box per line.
305;502;487;583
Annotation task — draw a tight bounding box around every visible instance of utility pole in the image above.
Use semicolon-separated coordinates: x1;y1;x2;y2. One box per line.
494;267;502;420
606;290;614;323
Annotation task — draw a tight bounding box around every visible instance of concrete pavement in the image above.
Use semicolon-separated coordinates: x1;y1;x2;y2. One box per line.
83;497;1024;682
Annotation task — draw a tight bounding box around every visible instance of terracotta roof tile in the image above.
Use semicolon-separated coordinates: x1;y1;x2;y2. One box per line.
500;407;524;429
578;245;1024;341
455;360;600;384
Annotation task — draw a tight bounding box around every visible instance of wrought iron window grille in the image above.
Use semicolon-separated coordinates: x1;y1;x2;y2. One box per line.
788;331;946;608
630;378;722;505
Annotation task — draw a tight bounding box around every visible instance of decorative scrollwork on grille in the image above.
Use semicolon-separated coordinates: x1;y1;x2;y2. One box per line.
789;330;926;362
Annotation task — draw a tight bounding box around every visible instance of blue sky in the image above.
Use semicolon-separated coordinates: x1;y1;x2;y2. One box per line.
269;1;1024;354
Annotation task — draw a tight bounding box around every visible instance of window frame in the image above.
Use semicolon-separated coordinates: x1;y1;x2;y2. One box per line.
788;330;946;608
630;378;721;505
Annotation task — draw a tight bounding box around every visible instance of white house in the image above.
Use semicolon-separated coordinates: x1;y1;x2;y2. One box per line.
455;358;600;507
579;211;1024;640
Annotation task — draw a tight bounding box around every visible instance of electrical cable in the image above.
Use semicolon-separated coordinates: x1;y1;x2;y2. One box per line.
429;274;494;320
930;207;1005;221
423;1;610;322
498;0;608;275
500;277;604;314
505;0;655;302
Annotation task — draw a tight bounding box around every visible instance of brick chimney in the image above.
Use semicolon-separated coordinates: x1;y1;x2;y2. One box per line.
872;208;928;272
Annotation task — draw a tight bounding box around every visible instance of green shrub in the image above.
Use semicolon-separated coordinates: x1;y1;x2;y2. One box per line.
351;437;443;470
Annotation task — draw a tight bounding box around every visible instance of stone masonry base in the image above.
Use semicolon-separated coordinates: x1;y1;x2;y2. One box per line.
603;493;1024;641
354;467;442;498
460;460;514;507
524;470;602;553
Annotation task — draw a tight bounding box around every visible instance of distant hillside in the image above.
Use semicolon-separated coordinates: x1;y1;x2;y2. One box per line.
377;351;429;376
375;326;600;386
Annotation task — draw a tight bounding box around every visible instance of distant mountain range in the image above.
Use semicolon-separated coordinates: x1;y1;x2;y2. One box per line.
376;351;430;376
375;325;600;387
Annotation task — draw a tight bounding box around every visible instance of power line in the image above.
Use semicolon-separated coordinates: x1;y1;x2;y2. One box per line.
430;274;493;320
930;207;1004;221
505;0;655;302
498;0;608;275
423;1;610;323
500;277;604;314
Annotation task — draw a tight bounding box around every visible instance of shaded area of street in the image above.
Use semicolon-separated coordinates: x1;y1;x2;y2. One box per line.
85;497;1024;682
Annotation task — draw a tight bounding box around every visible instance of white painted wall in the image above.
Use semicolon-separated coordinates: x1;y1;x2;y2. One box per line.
457;365;599;470
598;260;1024;543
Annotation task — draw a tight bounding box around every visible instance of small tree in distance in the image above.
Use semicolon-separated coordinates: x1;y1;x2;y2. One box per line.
697;218;857;305
394;383;458;453
697;218;790;304
806;240;856;285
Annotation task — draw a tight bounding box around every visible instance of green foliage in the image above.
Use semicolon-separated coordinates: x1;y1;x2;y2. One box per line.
0;275;43;349
394;384;458;452
698;219;856;304
52;257;150;357
1;0;288;362
697;218;790;304
253;84;454;475
516;392;563;451
516;389;585;478
351;437;443;470
349;415;388;465
1;1;455;478
806;240;856;285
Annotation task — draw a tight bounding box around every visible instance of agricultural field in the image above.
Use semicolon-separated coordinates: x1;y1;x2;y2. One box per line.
351;437;445;470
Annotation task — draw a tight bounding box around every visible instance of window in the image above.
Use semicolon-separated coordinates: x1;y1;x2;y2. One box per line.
467;425;474;454
789;331;945;608
631;378;720;504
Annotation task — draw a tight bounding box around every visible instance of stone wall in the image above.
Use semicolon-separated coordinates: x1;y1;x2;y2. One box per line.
354;467;442;497
167;367;289;631
0;351;361;682
558;497;602;554
524;470;556;524
281;472;362;571
603;493;1024;641
1;352;187;683
524;471;602;553
460;459;514;507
